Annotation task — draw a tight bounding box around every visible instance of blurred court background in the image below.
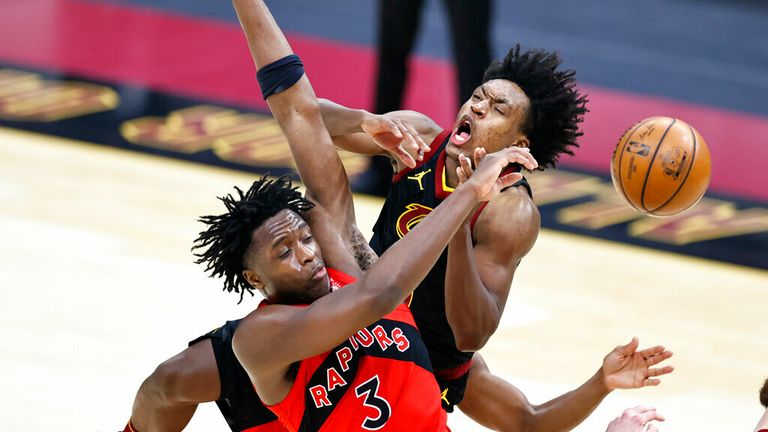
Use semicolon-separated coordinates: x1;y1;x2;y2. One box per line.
0;0;766;431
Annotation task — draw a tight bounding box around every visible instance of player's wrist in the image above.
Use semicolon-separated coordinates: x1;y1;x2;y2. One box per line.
357;110;379;133
595;366;614;393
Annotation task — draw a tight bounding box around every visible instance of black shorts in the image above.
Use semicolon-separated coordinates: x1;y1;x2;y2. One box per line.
434;356;473;413
189;319;278;432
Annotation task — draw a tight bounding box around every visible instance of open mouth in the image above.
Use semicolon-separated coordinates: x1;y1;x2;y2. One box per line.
451;116;473;146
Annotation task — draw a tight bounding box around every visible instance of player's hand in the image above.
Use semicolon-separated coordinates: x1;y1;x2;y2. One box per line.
457;146;537;201
601;337;674;390
361;114;429;168
605;406;664;432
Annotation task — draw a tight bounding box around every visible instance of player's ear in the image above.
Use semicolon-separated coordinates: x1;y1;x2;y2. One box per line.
243;269;266;293
513;136;530;149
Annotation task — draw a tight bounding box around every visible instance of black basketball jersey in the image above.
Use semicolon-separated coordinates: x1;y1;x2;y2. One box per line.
369;130;532;371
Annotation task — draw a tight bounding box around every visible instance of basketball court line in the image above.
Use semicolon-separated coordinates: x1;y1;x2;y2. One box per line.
1;127;765;431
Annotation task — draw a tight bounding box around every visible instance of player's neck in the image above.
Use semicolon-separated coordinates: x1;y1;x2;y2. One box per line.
443;156;460;189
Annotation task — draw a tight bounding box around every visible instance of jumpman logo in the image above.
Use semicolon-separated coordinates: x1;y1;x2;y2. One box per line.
407;169;432;191
440;388;450;406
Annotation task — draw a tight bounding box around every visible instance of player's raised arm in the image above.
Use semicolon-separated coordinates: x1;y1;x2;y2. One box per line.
319;98;439;169
233;0;352;230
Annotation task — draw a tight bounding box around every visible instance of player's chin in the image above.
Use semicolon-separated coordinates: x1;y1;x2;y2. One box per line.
306;278;331;301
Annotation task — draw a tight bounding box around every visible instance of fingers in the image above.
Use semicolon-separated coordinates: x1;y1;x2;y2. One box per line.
638;345;666;358
643;377;661;386
473;147;486;168
456;167;468;185
382;118;403;139
459;153;474;177
497;172;523;189
615;336;640;355
638;409;665;423
393;119;427;161
394;146;416;168
406;122;430;154
502;147;538;170
644;350;673;367
647;364;674;378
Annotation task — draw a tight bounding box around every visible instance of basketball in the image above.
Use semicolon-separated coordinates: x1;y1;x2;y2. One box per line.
610;117;711;217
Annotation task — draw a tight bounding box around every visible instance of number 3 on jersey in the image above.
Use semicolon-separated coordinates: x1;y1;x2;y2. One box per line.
354;375;391;430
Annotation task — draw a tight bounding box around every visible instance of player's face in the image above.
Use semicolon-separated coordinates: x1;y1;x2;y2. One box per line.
243;209;330;304
446;79;531;162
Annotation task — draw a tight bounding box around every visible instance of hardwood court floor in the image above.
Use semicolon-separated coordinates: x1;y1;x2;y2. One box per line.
0;127;765;431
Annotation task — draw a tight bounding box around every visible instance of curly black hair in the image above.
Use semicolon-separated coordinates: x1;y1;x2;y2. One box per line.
761;377;768;408
482;44;588;169
192;174;314;303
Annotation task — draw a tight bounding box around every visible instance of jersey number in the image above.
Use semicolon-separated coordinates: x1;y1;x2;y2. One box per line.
354;375;391;430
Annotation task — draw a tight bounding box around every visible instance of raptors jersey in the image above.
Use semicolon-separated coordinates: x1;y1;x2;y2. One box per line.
369;131;531;372
267;268;448;432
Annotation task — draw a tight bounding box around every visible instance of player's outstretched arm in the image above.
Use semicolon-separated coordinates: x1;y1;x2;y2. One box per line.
319;98;439;168
125;341;220;432
459;340;673;432
233;147;534;405
232;0;355;247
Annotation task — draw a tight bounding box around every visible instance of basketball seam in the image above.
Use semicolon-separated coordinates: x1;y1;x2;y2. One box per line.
617;118;654;212
640;118;677;211
649;124;697;214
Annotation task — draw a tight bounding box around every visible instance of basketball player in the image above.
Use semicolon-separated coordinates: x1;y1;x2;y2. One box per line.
123;0;536;430
125;6;673;432
755;377;768;432
317;45;674;430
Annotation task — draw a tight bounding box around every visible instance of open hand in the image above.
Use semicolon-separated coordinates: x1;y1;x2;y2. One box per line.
602;337;674;390
456;146;537;201
361;114;430;168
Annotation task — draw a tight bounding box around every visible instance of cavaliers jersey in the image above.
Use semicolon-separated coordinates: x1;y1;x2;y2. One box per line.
267;268;448;432
369;130;532;374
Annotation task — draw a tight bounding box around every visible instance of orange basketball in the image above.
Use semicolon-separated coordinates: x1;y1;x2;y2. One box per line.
610;117;711;217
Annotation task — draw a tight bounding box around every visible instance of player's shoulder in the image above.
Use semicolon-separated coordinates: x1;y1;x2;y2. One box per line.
485;186;539;225
473;186;540;253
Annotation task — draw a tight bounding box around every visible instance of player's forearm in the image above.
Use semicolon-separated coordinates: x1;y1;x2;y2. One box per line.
318;99;368;136
528;369;612;432
233;0;292;69
271;84;353;205
360;186;480;314
445;224;499;351
320;99;388;156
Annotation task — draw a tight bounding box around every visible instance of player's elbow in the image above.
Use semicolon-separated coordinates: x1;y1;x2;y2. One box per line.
278;89;322;122
449;313;499;352
453;329;492;352
138;360;191;406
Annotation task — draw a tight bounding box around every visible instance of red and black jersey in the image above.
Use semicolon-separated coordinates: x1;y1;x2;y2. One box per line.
369;131;531;374
267;268;448;432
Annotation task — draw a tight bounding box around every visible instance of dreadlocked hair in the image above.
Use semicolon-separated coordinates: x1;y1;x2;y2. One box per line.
192;174;314;303
482;44;588;169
